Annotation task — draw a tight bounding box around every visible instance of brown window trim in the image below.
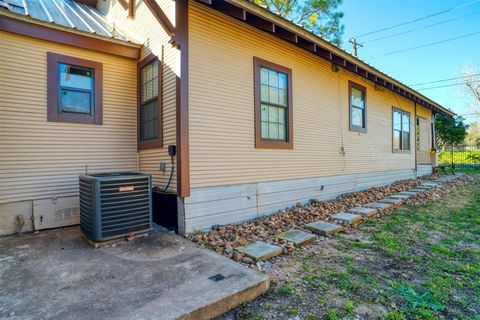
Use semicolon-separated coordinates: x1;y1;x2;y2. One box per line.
348;80;367;133
138;53;163;150
47;52;103;124
254;57;293;149
392;106;412;154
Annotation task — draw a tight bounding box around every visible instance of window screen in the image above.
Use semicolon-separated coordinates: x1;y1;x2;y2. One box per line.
393;109;410;151
260;67;288;141
58;63;94;114
140;60;159;142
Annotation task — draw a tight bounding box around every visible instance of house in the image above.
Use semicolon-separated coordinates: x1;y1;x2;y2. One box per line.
0;0;454;236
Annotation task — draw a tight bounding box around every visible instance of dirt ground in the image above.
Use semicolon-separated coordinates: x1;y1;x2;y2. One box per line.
219;175;480;320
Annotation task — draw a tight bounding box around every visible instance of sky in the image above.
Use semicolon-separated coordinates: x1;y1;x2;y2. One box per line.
338;0;480;123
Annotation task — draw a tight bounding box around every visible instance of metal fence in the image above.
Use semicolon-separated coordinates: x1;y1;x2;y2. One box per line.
437;143;480;169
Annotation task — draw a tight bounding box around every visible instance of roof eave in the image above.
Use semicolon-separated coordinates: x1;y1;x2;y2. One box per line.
0;11;141;59
196;0;455;117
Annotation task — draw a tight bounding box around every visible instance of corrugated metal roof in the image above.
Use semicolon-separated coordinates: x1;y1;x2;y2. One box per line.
0;0;132;42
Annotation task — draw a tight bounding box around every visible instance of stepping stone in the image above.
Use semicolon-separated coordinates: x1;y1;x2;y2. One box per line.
276;229;316;246
331;212;362;225
422;182;438;187
415;185;432;190
349;207;377;217
304;221;343;236
378;197;403;205
365;202;392;210
236;241;283;261
398;191;419;196
410;188;428;192
389;194;411;200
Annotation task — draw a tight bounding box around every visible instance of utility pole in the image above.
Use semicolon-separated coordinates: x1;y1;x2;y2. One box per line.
349;38;363;58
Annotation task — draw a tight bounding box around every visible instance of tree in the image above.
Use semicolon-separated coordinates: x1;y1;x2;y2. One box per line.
253;0;344;46
435;115;469;149
465;121;480;147
435;115;469;171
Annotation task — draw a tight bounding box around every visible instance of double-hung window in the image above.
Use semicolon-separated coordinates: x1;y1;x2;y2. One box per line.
349;81;367;132
254;57;293;149
392;108;411;152
47;52;102;124
138;54;161;149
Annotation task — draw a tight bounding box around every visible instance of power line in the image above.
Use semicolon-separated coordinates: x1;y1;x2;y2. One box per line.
373;32;480;58
355;0;480;39
410;74;480;86
363;11;480;44
416;83;466;90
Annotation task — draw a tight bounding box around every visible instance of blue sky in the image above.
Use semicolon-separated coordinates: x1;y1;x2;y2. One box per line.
339;0;480;122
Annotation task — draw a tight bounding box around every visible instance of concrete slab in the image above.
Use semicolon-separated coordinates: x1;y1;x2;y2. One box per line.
378;197;403;205
422;182;439;187
365;202;393;210
389;194;411;200
236;241;283;261
410;188;428;192
276;229;316;246
398;191;419;196
415;185;433;190
304;221;343;236
331;212;362;225
0;226;269;320
349;207;377;217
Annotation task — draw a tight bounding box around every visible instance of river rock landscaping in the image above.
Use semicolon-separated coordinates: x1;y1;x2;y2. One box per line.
188;174;471;266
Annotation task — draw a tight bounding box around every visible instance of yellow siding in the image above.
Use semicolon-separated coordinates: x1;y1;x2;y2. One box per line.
101;0;178;191
417;105;433;164
188;2;419;189
0;31;137;203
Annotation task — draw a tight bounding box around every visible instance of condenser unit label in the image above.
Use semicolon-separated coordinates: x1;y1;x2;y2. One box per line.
119;186;135;192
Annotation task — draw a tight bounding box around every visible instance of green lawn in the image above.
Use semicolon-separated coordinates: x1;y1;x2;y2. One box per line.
438;150;480;165
221;176;480;320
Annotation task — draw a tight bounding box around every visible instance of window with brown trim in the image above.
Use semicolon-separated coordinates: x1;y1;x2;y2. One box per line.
138;54;162;150
254;57;293;149
47;52;102;124
392;107;411;153
349;81;367;132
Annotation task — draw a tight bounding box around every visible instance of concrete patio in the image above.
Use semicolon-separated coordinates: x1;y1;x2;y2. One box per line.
0;226;269;320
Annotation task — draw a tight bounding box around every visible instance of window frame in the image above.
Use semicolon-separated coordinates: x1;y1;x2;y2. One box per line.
47;52;102;124
392;107;411;154
137;53;162;150
348;81;367;133
254;57;293;149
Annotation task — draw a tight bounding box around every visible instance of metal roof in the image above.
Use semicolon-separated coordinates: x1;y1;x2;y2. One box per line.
0;0;131;42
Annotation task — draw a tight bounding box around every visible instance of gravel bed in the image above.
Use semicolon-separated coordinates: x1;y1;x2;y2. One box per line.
187;174;461;265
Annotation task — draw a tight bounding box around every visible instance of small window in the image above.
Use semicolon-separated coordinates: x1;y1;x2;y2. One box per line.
47;53;102;124
349;81;367;132
392;108;411;152
138;54;162;149
254;57;293;149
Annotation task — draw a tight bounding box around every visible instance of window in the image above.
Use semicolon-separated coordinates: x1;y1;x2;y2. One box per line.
138;54;162;149
47;52;102;124
254;57;293;149
392;108;411;152
349;81;367;132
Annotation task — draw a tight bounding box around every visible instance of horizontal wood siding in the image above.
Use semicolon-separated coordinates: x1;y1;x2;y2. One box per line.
0;31;137;204
188;2;417;189
101;0;178;192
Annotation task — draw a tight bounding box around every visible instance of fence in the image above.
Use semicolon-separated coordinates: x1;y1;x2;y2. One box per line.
437;143;480;169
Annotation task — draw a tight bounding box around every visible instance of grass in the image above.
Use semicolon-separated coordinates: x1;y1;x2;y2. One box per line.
220;176;480;319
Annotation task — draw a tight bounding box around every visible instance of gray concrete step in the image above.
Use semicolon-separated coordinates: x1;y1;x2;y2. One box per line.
410;188;428;192
276;229;316;246
236;241;283;261
389;194;411;200
398;191;419;196
304;221;343;236
349;207;377;217
378;197;403;205
331;212;362;225
365;202;393;210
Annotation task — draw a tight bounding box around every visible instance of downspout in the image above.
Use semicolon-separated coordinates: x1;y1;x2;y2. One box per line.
414;102;418;177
